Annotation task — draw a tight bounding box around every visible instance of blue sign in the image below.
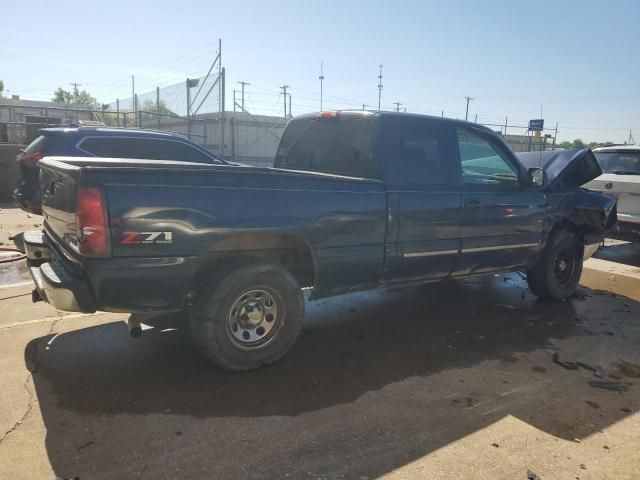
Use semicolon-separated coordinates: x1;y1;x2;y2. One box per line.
529;119;544;132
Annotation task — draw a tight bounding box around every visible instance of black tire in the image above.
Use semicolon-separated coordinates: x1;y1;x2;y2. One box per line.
189;263;304;372
526;228;583;300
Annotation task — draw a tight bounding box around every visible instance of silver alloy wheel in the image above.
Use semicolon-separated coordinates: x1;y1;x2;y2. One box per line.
227;288;283;350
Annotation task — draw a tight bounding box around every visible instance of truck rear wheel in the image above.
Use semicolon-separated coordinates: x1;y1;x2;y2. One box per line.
190;263;304;371
526;228;583;300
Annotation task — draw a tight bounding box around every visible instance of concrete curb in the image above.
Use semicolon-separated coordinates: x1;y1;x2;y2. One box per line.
580;257;640;301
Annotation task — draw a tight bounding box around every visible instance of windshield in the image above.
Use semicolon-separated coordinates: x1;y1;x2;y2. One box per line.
594;151;640;174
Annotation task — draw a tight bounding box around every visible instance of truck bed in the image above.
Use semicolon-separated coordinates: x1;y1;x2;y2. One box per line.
38;156;388;310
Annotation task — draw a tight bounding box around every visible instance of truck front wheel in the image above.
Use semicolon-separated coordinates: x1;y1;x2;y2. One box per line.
526;228;583;300
190;263;304;371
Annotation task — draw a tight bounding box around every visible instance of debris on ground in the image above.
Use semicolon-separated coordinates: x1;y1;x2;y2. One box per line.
527;469;542;480
552;353;579;370
612;359;640;378
588;380;630;392
621;407;632;413
490;442;500;448
576;362;607;378
552;354;609;379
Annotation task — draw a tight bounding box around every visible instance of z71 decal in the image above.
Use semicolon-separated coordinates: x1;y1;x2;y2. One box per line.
121;231;173;245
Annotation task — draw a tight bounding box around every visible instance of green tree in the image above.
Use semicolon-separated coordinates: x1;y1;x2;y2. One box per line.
142;99;172;116
571;138;586;149
52;87;73;103
52;87;97;106
0;80;4;97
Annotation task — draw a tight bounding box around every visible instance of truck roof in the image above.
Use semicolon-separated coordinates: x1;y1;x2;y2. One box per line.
39;126;187;139
291;110;496;134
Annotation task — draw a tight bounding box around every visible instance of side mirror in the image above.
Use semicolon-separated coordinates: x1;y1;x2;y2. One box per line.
528;167;545;188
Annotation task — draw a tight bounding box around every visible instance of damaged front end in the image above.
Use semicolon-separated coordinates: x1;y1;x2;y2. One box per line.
518;149;618;254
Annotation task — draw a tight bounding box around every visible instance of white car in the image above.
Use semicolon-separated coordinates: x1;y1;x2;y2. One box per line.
584;145;640;240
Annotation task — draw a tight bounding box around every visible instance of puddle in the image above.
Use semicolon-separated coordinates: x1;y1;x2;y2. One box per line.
0;252;32;287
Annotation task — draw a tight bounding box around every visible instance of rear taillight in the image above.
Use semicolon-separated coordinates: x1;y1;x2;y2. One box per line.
75;186;110;257
21;151;44;164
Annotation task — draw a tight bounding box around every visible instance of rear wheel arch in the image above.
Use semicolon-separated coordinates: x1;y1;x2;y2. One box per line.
191;233;316;297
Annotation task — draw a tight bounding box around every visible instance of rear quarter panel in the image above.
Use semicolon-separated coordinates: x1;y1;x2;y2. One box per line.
94;166;388;298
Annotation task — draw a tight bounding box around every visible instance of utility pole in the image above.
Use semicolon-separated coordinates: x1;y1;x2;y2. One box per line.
362;104;368;110
504;116;508;135
280;85;289;118
464;96;473;121
70;82;82;103
377;65;383;111
319;61;325;111
394;102;403;112
552;122;558;150
288;94;292;117
237;81;250;112
131;75;135;118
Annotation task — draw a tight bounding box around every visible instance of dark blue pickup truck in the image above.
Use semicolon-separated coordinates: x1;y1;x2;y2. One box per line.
24;111;616;371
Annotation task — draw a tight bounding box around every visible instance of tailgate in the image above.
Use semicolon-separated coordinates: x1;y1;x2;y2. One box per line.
39;157;81;248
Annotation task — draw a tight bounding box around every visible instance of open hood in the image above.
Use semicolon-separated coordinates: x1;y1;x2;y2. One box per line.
516;149;603;189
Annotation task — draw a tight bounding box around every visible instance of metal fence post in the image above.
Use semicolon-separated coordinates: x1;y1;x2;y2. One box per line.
186;78;191;140
156;87;161;131
220;67;226;156
231;116;236;162
203;119;207;147
135;94;140;127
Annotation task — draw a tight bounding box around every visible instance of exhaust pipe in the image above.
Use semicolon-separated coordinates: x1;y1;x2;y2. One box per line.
127;315;142;338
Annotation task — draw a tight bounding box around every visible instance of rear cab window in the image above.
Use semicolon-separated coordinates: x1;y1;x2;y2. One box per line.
379;116;454;187
274;115;380;179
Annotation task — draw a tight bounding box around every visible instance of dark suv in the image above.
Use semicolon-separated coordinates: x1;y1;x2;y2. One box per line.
14;127;227;214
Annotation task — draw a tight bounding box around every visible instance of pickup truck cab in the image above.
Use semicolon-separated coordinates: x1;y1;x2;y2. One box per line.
25;111;616;371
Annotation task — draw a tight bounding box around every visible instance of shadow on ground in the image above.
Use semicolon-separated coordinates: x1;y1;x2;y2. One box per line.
25;273;640;479
595;238;640;267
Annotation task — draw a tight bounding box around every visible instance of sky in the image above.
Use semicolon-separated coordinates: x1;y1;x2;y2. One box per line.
2;0;639;143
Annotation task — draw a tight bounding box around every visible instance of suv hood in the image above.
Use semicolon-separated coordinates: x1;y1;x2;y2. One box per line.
516;149;602;189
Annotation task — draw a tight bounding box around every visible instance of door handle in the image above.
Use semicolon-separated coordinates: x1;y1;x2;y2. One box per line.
464;199;482;210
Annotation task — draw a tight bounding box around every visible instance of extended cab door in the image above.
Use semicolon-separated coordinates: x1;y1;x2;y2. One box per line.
454;127;545;275
381;116;461;282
